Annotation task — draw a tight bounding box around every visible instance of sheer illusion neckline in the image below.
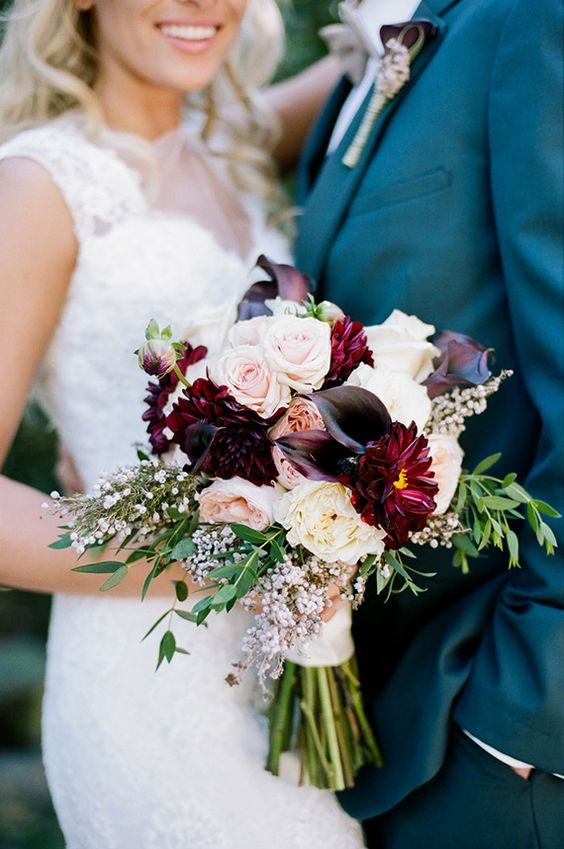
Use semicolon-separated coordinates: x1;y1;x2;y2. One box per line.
63;111;254;260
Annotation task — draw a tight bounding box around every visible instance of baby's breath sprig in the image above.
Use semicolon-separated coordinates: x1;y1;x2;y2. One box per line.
47;455;199;595
425;370;513;438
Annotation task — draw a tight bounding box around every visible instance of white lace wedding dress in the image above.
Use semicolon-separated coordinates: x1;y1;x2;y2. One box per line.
0;113;365;849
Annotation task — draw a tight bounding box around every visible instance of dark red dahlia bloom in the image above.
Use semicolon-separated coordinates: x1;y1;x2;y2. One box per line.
142;343;207;455
339;421;438;549
166;378;281;486
323;317;374;388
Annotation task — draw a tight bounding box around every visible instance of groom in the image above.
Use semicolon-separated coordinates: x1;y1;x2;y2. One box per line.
294;0;563;846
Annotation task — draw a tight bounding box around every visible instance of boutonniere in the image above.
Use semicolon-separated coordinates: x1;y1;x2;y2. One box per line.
342;21;438;169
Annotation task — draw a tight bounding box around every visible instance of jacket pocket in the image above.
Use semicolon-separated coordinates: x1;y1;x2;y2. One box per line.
350;167;452;215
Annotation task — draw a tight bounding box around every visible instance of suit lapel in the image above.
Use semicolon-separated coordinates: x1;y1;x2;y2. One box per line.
297;75;352;203
296;0;464;285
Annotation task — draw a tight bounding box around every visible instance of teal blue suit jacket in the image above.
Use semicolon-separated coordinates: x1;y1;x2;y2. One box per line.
294;0;563;818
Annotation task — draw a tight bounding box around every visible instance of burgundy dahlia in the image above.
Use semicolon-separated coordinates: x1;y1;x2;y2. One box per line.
166;378;281;486
142;343;207;455
340;421;438;549
323;317;374;388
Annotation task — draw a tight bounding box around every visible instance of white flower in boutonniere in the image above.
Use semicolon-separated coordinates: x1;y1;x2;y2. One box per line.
343;21;437;169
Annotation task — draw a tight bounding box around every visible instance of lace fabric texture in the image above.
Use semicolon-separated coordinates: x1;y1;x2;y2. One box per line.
0;114;365;849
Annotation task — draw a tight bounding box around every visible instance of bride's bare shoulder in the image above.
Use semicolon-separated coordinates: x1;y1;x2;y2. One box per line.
0;155;77;263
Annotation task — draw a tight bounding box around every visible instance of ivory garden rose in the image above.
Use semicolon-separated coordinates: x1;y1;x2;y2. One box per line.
346;363;432;431
275;480;386;565
365;309;439;382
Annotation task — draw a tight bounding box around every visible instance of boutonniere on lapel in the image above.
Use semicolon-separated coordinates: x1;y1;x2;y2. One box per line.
343;21;438;169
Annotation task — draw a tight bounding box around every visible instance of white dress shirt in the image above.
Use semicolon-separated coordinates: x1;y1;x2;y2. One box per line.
327;0;421;152
326;0;563;781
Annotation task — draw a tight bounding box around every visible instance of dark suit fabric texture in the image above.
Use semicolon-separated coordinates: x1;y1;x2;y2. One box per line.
294;0;564;845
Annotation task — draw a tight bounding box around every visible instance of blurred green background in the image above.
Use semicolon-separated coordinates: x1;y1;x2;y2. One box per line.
0;1;339;846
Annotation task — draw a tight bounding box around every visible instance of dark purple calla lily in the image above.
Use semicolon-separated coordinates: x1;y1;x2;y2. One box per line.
424;331;492;399
275;430;348;482
275;386;392;479
237;256;312;321
306;386;392;452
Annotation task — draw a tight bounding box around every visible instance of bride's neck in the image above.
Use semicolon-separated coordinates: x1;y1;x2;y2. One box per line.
94;67;185;141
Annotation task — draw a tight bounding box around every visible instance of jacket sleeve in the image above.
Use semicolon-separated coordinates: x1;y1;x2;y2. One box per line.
453;0;564;774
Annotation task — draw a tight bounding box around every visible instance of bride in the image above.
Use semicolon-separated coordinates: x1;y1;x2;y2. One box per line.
0;0;364;846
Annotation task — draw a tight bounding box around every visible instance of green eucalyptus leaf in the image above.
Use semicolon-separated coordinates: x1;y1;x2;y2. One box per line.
533;500;561;519
141;563;159;602
235;567;258;599
506;482;532;504
171;538;196;561
192;596;213;615
480;496;521;511
230;524;267;544
157;630;176;669
453;534;480;557
175;581;189;602
175;646;191;656
540;522;557;548
211;585;238;608
99;564;129;591
49;533;73;550
269;538;286;561
506;529;519;564
472;453;502;475
72;561;122;574
175;609;199;624
207;565;241;580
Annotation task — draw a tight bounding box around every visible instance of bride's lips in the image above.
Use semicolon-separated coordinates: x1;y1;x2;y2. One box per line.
157;21;222;54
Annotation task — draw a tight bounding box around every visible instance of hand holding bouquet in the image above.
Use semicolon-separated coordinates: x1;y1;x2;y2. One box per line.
49;257;559;790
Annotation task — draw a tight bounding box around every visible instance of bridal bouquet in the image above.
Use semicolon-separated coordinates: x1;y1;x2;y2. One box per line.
50;257;558;791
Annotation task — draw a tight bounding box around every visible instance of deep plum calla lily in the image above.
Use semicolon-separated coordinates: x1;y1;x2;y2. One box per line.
237;256;312;321
424;331;492;398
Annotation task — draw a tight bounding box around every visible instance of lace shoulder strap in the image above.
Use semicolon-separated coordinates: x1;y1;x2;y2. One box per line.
0;114;147;241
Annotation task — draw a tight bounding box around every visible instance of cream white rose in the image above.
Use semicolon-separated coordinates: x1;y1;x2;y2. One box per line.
264;297;309;318
179;298;239;356
275;481;386;565
365;309;439;382
209;345;291;418
228;316;271;348
263;316;332;392
426;434;464;515
198;477;283;531
347;363;432;431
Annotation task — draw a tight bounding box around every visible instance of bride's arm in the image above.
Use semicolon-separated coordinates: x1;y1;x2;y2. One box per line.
0;159;186;596
266;55;342;172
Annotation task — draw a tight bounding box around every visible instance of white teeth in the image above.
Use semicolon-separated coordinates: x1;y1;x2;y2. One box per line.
160;24;217;41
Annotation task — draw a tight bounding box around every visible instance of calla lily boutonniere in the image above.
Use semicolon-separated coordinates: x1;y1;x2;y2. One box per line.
343;21;438;168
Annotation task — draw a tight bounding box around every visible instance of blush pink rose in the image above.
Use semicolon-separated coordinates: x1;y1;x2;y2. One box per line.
198;477;283;531
209;345;291;418
269;398;326;489
263;316;332;392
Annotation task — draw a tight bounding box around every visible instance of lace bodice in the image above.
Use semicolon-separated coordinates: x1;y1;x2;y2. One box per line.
0;113;288;489
0;115;365;849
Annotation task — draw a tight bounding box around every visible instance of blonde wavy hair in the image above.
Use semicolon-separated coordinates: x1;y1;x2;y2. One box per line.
0;0;285;200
